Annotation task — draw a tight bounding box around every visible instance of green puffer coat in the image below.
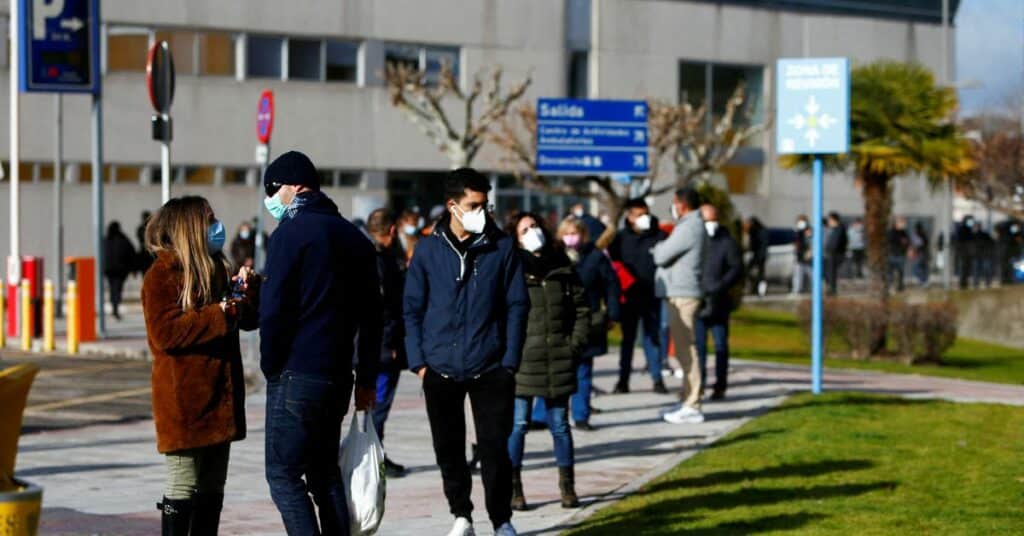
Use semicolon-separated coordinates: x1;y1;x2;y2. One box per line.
516;249;590;399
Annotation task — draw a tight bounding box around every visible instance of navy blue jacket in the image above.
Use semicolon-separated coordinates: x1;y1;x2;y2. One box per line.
377;244;407;368
574;243;621;358
608;219;666;307
403;215;530;380
259;192;382;389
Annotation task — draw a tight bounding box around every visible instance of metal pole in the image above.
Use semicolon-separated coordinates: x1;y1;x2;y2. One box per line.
92;93;106;337
941;0;953;289
54;95;64;317
9;1;22;316
811;157;824;394
254;142;269;272
161;137;171;204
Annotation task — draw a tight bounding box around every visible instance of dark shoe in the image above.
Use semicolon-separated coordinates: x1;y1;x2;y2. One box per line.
113;311;123;321
558;466;580;508
190;492;223;536
574;420;595;432
612;382;630;394
511;468;528;511
710;388;726;401
158;497;193;536
468;443;481;473
384;456;406;477
589;405;604;415
526;420;547;431
653;381;669;395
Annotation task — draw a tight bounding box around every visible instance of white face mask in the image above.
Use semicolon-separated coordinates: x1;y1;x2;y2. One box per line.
705;221;719;237
521;227;545;253
634;214;652;232
572;207;584;218
451;204;486;234
797;220;808;230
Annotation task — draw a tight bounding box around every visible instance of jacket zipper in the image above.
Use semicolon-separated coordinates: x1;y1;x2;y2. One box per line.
438;231;489;380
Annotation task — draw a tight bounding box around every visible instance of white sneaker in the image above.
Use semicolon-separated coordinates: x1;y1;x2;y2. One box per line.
663;405;705;424
659;402;683;416
673;368;685;380
758;280;768;297
495;522;518;536
446;517;475;536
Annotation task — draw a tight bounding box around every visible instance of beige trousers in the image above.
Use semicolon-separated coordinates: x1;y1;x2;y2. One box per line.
668;297;703;409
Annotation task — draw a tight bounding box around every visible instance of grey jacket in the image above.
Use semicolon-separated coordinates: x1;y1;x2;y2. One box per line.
652;210;705;298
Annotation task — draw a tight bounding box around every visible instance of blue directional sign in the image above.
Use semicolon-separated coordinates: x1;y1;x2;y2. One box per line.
19;0;100;94
536;98;649;175
776;57;849;155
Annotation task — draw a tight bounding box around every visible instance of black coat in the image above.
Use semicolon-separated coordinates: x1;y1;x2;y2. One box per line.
516;249;589;399
573;243;621;358
104;230;137;277
377;244;407;368
825;223;848;257
701;228;743;321
609;219;666;307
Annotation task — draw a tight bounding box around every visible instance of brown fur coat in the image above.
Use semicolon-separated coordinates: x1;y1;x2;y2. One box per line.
142;251;255;453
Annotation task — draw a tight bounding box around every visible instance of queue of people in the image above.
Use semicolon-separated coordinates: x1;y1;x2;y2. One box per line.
140;152;747;536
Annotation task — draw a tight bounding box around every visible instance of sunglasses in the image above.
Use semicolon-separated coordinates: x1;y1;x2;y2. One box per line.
265;181;284;197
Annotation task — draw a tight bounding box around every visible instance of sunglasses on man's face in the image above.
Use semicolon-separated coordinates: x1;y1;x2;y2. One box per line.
265;182;283;197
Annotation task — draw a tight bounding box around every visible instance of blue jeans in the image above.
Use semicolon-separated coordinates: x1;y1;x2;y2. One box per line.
570;357;594;423
619;300;663;386
695;316;730;392
371;363;401;442
508;396;574;468
265;371;352;536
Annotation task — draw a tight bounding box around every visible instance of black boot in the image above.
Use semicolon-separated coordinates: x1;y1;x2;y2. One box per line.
158;497;193;536
190;492;223;536
653;380;669;394
511;468;528;511
559;466;580;508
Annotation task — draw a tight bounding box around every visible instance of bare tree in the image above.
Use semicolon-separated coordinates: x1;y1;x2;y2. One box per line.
384;60;532;168
959;113;1024;218
490;82;767;247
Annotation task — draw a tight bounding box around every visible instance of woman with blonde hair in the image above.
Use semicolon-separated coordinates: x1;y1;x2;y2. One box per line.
142;196;258;535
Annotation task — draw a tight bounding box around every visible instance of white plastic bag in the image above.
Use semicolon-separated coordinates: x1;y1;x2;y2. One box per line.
339;411;386;535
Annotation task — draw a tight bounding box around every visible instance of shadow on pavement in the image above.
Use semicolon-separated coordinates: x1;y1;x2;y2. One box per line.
18;462;158;477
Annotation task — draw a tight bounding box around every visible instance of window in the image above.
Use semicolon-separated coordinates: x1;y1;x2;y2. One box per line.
183;166;216;185
325;41;358;82
384;44;419;71
679;60;763;123
154;30;197;75
107;27;149;72
384;43;460;81
224;167;250;184
288;38;322;81
338;172;361;187
113;165;143;183
679;62;708;107
247;35;283;79
567;50;588;99
199;32;235;76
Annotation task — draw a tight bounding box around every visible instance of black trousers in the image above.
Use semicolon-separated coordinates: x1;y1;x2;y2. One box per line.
824;256;840;296
423;366;515;529
107;275;126;314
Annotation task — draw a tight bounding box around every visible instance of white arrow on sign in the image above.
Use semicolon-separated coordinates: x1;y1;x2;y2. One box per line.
60;17;84;32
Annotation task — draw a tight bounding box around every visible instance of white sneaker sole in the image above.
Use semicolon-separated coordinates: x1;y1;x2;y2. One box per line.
663;412;705;424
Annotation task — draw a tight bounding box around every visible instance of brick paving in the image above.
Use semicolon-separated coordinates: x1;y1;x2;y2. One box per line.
12;342;1024;535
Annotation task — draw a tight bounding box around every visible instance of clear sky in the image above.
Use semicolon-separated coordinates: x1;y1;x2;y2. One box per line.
956;0;1024;115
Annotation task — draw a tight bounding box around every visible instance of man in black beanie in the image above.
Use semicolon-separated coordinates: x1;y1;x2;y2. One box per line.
259;150;382;535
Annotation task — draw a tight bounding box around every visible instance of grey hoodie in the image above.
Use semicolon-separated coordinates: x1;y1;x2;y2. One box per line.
652;210;705;299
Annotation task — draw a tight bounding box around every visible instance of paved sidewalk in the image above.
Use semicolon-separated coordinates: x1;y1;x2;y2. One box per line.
16;350;1024;535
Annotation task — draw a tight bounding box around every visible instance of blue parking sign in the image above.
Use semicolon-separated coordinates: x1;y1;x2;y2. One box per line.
776;58;848;155
19;0;101;94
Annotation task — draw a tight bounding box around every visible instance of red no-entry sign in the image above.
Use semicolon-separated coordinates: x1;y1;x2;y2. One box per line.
257;90;274;144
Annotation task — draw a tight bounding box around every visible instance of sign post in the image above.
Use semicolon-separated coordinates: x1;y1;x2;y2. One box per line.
535;99;649;175
19;0;101;336
254;90;274;272
776;57;850;394
147;41;176;204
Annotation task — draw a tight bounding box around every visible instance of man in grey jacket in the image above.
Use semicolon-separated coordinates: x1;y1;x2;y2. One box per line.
652;187;706;424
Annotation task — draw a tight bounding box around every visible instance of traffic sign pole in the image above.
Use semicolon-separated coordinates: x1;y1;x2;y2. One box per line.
53;94;64;318
92;91;105;338
811;157;824;394
254;90;275;272
161;137;171;203
9;2;23;339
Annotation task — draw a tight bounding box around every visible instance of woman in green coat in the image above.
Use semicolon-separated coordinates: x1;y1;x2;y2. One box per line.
506;212;590;510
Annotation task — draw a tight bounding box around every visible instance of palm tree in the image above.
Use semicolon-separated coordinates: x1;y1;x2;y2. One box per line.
783;60;973;304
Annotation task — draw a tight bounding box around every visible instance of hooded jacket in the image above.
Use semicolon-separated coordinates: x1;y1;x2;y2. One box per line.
403;213;530;381
259;191;382;389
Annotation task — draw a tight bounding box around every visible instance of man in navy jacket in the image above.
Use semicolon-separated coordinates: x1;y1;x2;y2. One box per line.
404;168;530;536
259;151;382;535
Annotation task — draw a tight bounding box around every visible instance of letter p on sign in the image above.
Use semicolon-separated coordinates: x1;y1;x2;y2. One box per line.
34;0;65;39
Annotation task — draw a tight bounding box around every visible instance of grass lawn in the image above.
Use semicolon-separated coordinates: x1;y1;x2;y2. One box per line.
565;393;1024;535
730;307;1024;385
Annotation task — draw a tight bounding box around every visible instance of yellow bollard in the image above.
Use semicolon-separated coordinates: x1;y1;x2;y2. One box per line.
20;280;31;352
0;282;5;349
43;280;55;352
66;281;78;354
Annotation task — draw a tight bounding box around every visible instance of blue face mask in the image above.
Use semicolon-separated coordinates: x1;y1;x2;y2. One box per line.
402;224;418;236
264;193;287;221
207;219;226;254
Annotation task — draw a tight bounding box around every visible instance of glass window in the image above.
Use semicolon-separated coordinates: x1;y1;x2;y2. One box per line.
184;166;216;184
199;32;235;76
318;170;335;187
224;167;250;184
424;46;458;83
325;41;358;82
154;30;196;75
107;28;149;72
567;50;588;99
246;35;283;79
338;172;362;187
288;38;322;81
679;61;707;107
711;64;763;123
384;43;419;71
720;164;761;195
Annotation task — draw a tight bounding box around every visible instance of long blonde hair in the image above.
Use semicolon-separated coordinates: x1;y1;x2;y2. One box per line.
145;196;227;311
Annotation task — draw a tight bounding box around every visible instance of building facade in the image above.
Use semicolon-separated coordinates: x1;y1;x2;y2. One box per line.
0;0;957;261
